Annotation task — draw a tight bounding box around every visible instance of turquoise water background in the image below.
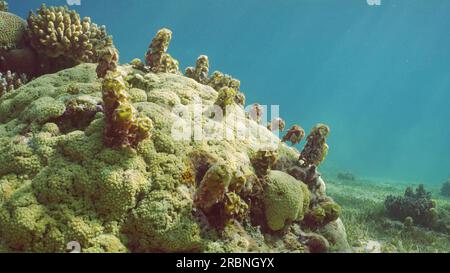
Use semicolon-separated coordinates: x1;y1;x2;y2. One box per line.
10;0;450;185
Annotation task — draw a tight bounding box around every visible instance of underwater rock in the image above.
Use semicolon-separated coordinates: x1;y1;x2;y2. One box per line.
319;219;351;253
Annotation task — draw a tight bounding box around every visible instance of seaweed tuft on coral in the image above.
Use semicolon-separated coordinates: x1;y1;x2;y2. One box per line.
282;125;305;146
102;72;153;148
299;123;330;167
186;55;209;84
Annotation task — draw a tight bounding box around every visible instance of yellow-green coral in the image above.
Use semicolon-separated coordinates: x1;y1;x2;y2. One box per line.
263;171;311;231
0;11;26;50
125;190;203;252
27;5;112;61
0;63;347;252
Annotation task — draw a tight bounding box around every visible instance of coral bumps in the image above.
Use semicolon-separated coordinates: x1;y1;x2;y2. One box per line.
263;171;310;231
0;10;26;50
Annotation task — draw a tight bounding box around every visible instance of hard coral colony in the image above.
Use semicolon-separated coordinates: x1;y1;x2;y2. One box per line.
0;2;348;253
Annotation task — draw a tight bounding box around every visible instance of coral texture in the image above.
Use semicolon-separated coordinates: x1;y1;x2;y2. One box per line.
0;11;26;50
263;171;310;231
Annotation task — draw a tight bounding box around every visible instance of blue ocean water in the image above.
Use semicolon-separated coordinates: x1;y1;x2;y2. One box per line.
10;0;450;185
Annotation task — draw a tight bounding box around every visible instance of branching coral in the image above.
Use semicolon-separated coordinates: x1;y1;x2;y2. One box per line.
102;72;153;148
385;184;437;227
27;5;112;61
282;125;305;146
145;28;179;74
299;124;330;167
186;55;209;84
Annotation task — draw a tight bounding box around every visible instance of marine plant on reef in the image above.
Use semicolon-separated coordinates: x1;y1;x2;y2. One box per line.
282;125;305;146
385;184;437;228
145;28;179;74
194;163;250;228
251;149;279;178
102;72;153;148
186;55;209;84
214;87;238;116
299;124;330;167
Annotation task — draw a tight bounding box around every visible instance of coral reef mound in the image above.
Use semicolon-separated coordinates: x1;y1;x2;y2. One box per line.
0;63;348;253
